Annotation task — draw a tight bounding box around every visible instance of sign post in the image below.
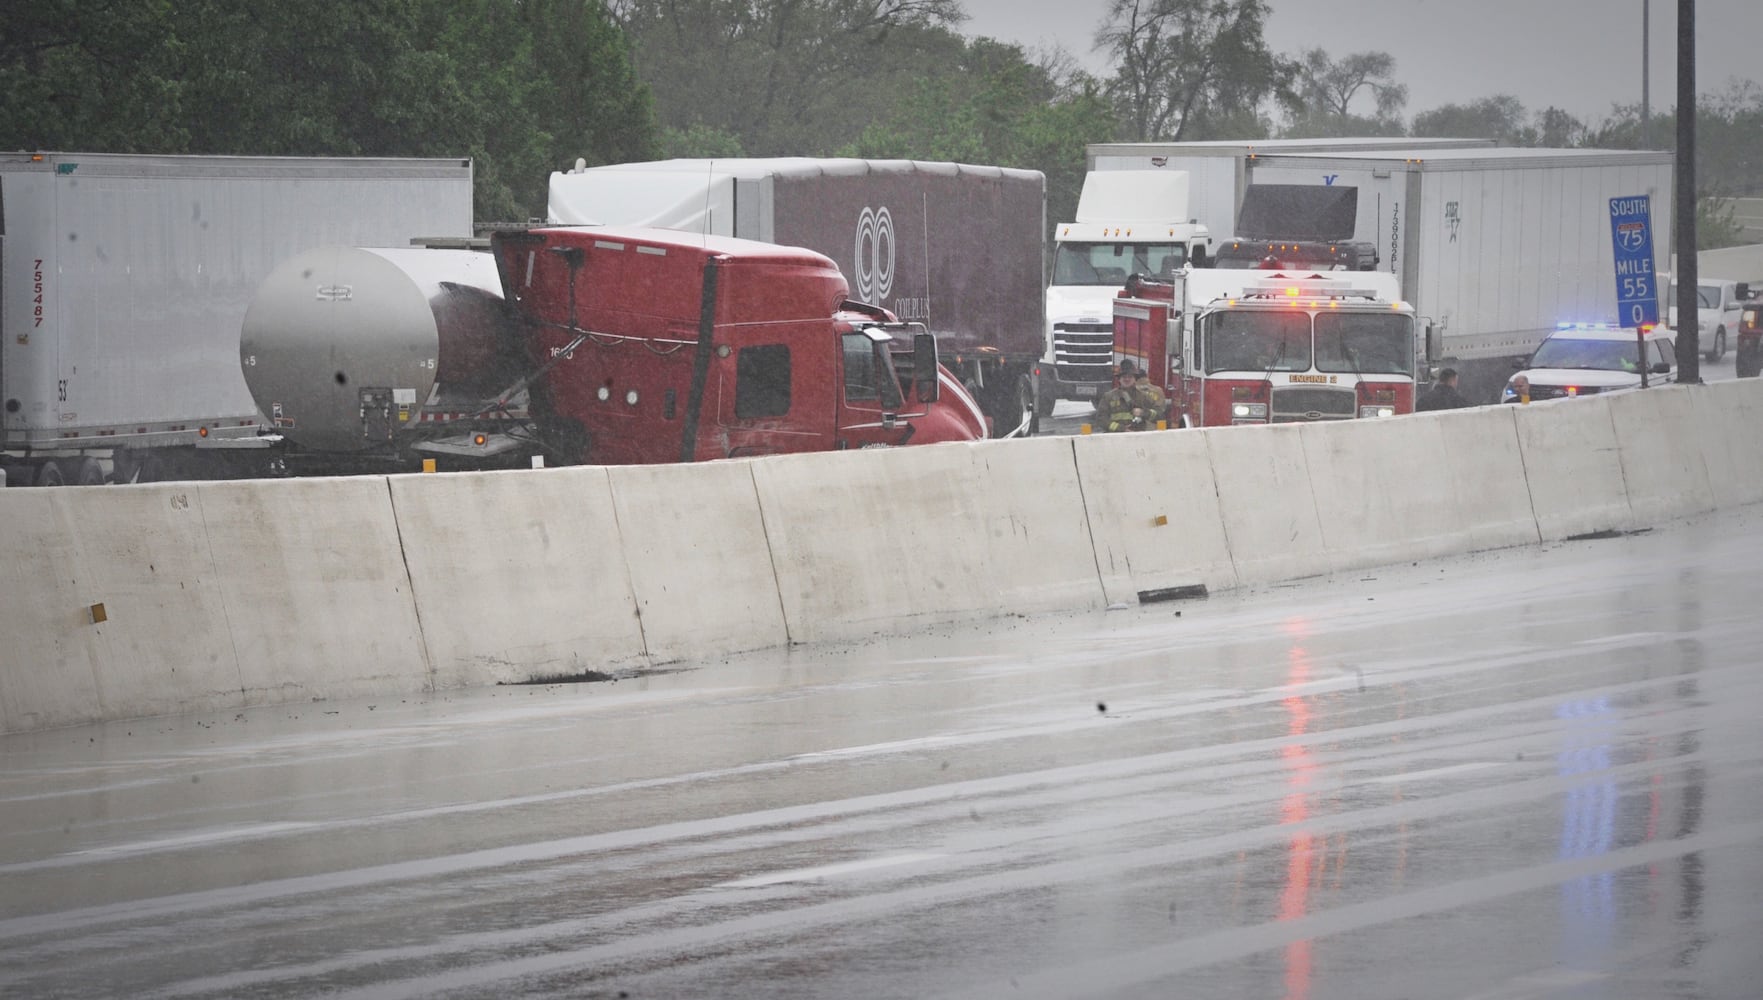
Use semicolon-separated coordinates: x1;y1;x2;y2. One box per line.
1608;195;1659;388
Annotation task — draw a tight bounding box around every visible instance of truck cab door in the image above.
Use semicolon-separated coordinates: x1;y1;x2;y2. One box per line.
1185;314;1207;426
1167;311;1193;425
711;341;834;459
836;330;914;449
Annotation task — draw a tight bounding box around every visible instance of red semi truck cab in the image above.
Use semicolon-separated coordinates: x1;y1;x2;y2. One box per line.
1112;270;1419;427
491;225;986;464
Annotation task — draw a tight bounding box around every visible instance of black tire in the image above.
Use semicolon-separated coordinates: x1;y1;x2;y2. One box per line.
1737;339;1762;379
111;448;140;485
1706;327;1726;364
1034;371;1057;422
73;456;105;486
1017;373;1039;437
133;452;170;484
981;373;1037;438
34;459;67;488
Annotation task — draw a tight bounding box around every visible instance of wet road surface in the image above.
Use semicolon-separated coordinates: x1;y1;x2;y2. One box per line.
3;506;1761;999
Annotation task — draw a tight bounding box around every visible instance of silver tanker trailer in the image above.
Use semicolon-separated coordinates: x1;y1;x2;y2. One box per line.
240;246;541;473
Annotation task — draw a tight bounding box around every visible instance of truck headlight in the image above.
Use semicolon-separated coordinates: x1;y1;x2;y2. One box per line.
1358;405;1395;418
1231;402;1267;423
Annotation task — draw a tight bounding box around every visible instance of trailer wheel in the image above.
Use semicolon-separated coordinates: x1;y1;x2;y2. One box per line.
1009;373;1039;437
975;373;1037;439
1034;371;1057;422
34;460;67;488
1737;339;1762;378
133;452;171;484
72;456;105;486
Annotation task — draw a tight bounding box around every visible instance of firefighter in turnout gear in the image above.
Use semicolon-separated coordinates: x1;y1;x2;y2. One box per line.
1097;359;1166;432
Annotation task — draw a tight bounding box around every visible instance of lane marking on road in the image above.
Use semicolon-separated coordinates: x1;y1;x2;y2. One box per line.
1359;761;1506;785
715;852;942;889
43;823;322;867
790;736;963;760
1573;631;1668;646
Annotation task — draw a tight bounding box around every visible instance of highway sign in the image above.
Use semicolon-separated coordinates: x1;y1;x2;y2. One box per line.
1608;195;1659;327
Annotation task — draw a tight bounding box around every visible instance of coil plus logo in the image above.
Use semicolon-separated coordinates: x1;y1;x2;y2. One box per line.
853;206;895;303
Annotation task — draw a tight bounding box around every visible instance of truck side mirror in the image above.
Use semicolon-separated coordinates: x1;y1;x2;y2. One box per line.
914;331;940;403
1738;282;1751;300
1424;323;1442;364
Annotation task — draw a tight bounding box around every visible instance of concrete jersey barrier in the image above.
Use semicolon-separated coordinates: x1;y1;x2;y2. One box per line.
1073;430;1236;604
388;467;647;689
2;380;1756;733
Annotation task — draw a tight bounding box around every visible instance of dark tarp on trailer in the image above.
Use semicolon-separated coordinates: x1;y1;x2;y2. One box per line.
1235;185;1357;241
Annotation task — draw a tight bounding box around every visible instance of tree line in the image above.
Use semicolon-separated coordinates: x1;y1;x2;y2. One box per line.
2;0;657;222
4;1;1756;246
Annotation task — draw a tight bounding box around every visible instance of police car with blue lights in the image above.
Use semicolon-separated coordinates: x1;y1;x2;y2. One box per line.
1500;322;1676;402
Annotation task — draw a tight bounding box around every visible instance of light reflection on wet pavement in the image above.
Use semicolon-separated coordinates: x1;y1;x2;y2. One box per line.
2;507;1761;999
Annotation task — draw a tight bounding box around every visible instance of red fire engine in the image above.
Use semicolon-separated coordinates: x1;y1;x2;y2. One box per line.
1111;270;1420;427
491;226;987;464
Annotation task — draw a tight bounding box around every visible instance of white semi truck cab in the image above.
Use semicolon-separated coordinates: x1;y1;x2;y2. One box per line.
1040;170;1210;414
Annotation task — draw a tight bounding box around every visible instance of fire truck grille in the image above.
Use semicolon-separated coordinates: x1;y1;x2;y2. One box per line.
1053;323;1115;383
1270;386;1357;422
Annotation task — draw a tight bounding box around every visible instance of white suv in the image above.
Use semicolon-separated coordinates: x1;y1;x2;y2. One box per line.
1663;276;1749;362
1500;323;1676;402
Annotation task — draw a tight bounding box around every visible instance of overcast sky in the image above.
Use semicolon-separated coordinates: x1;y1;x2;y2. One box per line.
958;0;1762;125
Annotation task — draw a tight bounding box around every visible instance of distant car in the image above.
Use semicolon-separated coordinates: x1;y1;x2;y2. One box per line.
1500;323;1676;402
1661;276;1749;362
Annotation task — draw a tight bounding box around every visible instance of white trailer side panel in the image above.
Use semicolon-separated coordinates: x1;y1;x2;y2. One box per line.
1086;140;1495;236
1086;153;1238;233
1449;160;1669;358
546;168;738;235
1412;160;1673;359
1;153;472;452
1243;152;1672;361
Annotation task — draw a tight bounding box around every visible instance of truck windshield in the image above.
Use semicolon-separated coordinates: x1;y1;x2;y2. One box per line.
1528;338;1646;371
1052;242;1188;286
1314;313;1415;375
841;333;905;409
1205;310;1310;373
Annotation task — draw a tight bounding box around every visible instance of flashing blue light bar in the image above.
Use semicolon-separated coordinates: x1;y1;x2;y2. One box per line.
1555;321;1624;331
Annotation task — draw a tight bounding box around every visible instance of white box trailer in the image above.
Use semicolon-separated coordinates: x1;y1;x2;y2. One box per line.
0;152;473;486
1085;138;1496;238
1238;147;1674;402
